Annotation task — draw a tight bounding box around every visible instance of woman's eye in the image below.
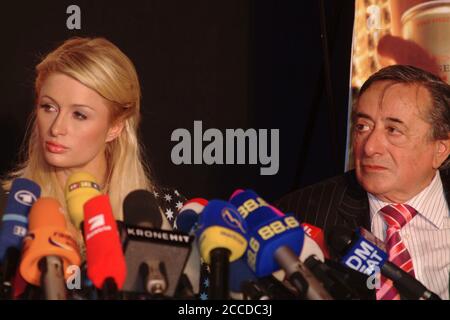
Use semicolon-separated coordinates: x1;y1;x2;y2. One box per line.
73;111;87;120
39;104;57;112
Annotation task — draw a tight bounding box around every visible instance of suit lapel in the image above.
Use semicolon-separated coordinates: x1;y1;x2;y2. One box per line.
335;170;370;230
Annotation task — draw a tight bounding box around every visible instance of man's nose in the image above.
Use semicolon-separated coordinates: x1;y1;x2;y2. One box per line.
363;129;385;157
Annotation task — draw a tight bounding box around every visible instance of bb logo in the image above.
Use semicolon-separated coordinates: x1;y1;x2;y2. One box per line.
14;190;37;206
221;208;246;234
88;214;105;231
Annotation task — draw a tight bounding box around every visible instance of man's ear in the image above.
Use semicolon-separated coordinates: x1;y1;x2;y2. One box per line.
106;121;125;143
433;136;450;169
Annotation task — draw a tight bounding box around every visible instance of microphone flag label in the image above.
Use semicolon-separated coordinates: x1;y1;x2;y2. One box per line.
340;230;387;276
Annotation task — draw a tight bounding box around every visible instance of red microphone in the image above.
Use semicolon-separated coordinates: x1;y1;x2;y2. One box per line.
301;223;331;260
83;194;126;299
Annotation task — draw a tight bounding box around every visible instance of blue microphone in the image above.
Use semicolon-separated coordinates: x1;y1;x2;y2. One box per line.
328;225;441;300
230;190;333;299
0;178;41;298
229;190;304;276
195;200;248;299
175;198;208;234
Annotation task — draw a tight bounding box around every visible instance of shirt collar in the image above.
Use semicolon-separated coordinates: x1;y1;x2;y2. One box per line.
368;171;448;229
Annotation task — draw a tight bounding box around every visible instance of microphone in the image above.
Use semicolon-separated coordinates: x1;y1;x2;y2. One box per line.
0;178;41;298
273;222;365;299
229;258;299;300
195;200;248;299
19;197;81;300
302;223;330;259
229;189;333;300
175;198;208;233
64;172;101;231
240;279;270;300
122;226;193;298
175;198;208;296
122;189;171;297
229;190;303;276
83;194;126;299
327;225;441;300
122;192;193;298
241;275;299;300
123;189;163;228
298;223;366;299
271;234;324;280
122;189;165;248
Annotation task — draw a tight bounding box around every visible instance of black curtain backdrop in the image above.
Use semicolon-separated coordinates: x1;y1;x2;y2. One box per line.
0;0;354;203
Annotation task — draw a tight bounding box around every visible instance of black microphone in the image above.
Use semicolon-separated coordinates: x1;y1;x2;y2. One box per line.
303;255;370;299
327;225;441;300
241;275;299;300
123;189;163;228
122;189;193;298
287;223;369;299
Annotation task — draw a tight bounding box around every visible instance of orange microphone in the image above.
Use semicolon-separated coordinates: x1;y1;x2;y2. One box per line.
19;197;81;300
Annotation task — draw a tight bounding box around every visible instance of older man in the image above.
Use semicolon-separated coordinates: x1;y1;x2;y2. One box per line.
276;65;450;299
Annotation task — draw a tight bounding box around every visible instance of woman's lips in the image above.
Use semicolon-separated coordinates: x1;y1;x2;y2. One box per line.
45;141;68;154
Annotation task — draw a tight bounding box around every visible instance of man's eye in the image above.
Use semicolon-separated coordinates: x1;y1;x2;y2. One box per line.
387;127;402;135
355;123;370;132
73;111;87;120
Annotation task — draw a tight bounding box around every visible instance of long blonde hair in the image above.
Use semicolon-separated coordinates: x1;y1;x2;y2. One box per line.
2;37;156;223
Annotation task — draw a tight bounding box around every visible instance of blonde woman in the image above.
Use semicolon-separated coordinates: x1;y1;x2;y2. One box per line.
1;37;174;230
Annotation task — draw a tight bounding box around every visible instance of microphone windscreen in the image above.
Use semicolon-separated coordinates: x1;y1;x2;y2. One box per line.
328;226;388;277
20;198;81;286
229;189;305;277
83;194;126;289
175;198;207;233
326;225;355;257
28;197;67;230
0;178;41;260
229;189;282;230
196;200;248;264
229;189;245;199
65;172;101;229
302;223;331;259
247;214;305;277
123;189;162;228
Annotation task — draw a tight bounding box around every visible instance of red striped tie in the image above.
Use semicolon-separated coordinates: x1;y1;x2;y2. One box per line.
376;203;417;300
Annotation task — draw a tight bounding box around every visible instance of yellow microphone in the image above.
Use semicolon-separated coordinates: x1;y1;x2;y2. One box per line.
64;172;101;230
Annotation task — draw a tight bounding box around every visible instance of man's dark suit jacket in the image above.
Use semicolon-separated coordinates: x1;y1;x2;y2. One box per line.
276;169;450;239
275;169;450;300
